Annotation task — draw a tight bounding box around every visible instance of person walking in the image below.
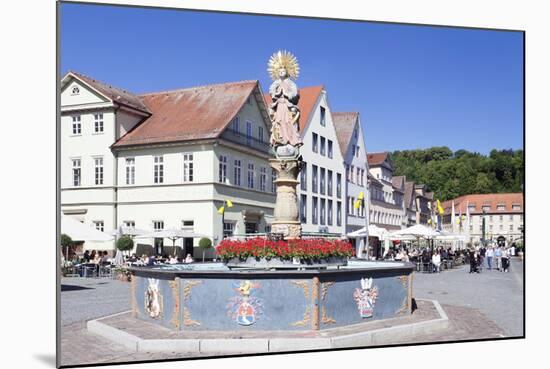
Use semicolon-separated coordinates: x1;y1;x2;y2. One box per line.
468;247;479;273
495;246;503;271
501;248;510;272
486;246;494;270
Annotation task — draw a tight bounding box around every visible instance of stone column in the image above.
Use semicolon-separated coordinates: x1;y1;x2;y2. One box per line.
269;158;302;239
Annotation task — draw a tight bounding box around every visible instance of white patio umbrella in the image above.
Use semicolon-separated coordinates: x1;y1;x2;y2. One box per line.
347;224;388;239
108;226;148;238
136;229;208;256
61;215;113;242
390;224;441;239
61;215;113;261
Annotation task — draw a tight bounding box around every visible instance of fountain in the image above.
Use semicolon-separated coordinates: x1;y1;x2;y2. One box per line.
129;51;414;332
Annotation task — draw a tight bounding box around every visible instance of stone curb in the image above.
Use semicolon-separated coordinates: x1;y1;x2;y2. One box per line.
86;299;449;353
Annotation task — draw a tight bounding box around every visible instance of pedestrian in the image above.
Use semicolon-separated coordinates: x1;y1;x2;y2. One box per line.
501;248;510;272
486;246;494;270
185;254;194;263
495;246;503;271
468;247;478;273
432;251;442;273
83;250;90;263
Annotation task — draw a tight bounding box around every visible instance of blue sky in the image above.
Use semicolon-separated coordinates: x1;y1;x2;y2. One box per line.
60;3;524;154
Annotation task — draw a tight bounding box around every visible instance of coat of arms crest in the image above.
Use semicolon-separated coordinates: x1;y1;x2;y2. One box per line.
353;277;379;318
227;280;263;326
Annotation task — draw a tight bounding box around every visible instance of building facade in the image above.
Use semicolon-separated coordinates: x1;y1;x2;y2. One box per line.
366;152;404;231
333;112;369;235
268;86;347;235
441;193;524;245
61;72;275;257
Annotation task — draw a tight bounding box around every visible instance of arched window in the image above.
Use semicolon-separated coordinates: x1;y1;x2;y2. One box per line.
71;86;80;95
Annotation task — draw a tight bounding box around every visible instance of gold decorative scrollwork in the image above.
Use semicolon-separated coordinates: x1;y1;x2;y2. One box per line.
182;280;203;326
291;280;311;327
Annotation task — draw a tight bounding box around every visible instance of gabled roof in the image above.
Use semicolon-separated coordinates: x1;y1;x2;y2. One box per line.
404;181;416;209
367;172;383;187
263;85;324;136
441;193;523;215
113;80;262;148
367;152;392;170
391;175;405;193
332;112;359;155
63;71;151;114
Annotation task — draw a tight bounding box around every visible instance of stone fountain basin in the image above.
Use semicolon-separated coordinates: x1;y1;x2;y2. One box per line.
129;261;414;332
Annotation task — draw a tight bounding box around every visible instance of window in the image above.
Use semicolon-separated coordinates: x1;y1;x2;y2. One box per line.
271;168;276;193
218;155;227;183
509;215;513;221
469;205;476;213
320;199;326;225
232;117;240;133
320;137;326;156
312;165;318;193
346;165;351;182
153;221;164;232
512;204;520;211
234;160;242;186
356;145;360;158
300;194;307;223
497;204;505;211
71;86;80;95
72;158;81;186
354;126;358;139
124;221;135;229
94;113;104;133
258;126;264;143
247;163;255;189
352;146;356;157
72;115;81;135
482;205;491;212
499;215;503;222
125;158;135;185
336;173;342;198
489;224;493;231
246;121;252;146
328;140;333;159
337;201;342;226
320;106;326;126
260;167;267;191
182;220;194;227
94;157;103;185
223;222;235;238
312;197;318;224
183;154;193;182
499;224;503;231
154;155;164;184
356;167;360;185
312;133;318;153
509;224;513;232
300;162;307;191
328;200;333;225
350;165;355;183
320;168;326;195
93;221;104;232
327;170;333;196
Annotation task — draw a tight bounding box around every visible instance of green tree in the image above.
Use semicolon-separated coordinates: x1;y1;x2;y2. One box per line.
198;237;212;262
116;236;134;253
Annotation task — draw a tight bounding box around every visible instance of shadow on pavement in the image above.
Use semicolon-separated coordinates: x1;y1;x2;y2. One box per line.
61;285;95;292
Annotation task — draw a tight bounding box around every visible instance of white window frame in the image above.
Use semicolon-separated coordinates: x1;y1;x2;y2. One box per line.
234;159;242;186
246;121;253;146
183;153;194;182
232;116;240;134
123;221;135;229
153;220;164;232
72;115;81;135
125;157;135;185
72;158;81;187
247;162;255;189
260;167;267;191
154;155;164;184
258;126;264;143
93;220;104;232
94;157;104;185
328;140;333;159
218;155;227;183
271;168;276;193
93;113;104;134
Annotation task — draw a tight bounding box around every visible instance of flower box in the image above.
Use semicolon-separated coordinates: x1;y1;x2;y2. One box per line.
216;238;354;267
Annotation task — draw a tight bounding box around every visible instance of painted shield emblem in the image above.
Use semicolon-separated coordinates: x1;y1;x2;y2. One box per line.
354;277;378;319
236;301;256;325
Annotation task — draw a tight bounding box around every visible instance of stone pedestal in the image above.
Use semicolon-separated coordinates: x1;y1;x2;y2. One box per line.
269;158;302;239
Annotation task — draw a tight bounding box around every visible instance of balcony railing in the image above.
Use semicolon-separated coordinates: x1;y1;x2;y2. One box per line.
223;129;270;152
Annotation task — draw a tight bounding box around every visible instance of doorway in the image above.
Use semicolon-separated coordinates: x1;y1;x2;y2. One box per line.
154;238;164;256
183;238;194;258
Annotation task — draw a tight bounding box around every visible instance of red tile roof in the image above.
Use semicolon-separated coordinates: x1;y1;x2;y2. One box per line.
367;152;390;167
441;193;524;215
332;112;359;155
67;71;151;114
263;85;324;136
113;80;260;147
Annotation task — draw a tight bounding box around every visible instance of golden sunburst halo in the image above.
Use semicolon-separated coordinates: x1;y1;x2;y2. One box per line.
267;50;300;81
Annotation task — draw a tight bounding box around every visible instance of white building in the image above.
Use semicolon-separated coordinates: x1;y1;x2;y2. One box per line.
441;193;524;245
61;71;275;258
332;112;369;235
366;152;404;231
266;86;347;235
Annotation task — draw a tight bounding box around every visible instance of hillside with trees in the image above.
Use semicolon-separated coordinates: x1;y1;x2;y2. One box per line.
390;147;524;202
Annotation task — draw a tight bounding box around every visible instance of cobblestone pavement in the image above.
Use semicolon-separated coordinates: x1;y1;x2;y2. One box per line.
412;257;524;337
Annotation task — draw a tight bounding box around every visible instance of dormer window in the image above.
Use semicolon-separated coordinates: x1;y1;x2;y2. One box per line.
71;86;80;95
